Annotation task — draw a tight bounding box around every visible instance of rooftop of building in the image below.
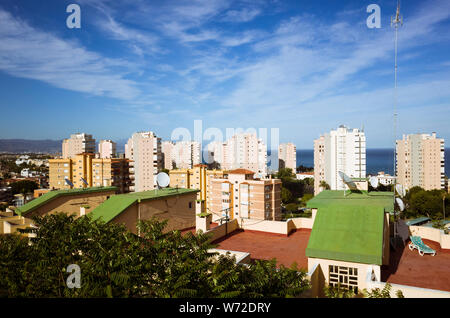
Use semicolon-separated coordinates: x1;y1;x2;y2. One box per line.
226;169;255;175
90;187;199;224
307;190;394;213
16;186;118;216
306;190;394;265
213;228;311;269
382;238;450;292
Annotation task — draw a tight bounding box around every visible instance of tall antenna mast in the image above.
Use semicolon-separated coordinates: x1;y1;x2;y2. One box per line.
391;0;402;244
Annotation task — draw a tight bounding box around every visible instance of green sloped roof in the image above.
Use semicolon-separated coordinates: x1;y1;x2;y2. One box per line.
305;190;393;265
307;190;394;213
16;186;118;216
89;187;199;223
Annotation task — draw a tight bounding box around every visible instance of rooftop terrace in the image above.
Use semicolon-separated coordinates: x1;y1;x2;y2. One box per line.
383;238;450;292
213;229;311;270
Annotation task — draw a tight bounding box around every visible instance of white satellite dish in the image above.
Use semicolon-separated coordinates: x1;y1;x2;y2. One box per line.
339;171;357;189
369;176;379;188
156;172;170;188
396;197;405;212
395;184;406;197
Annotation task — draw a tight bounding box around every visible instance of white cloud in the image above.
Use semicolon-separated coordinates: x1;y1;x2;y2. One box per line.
222;7;261;22
0;9;140;100
97;15;161;55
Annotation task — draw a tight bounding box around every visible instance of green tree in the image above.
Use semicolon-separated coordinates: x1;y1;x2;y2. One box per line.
403;187;449;220
301;194;313;205
297;165;313;173
319;181;330;190
10;180;39;195
363;283;404;298
281;187;293;204
0;214;311;298
276;168;295;179
323;284;355;298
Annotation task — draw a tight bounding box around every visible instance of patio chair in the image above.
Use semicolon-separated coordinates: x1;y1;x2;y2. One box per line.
408;236;436;256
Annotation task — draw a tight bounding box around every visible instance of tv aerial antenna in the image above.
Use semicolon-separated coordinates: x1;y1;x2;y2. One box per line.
391;0;403;245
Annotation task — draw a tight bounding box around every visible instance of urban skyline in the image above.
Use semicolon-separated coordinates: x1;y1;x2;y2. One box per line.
0;0;449;148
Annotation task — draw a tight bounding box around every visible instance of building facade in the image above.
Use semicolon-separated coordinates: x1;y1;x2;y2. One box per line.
209;169;281;221
314;126;366;194
208;133;267;178
98;140;117;159
126;131;162;192
396;133;445;190
62;133;96;159
162;141;201;170
279;142;297;172
49;153;131;193
169;164;225;213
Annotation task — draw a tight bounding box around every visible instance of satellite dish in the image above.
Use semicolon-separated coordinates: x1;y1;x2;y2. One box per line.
156;172;170;188
338;171;357;190
369;176;379;188
396;198;405;212
80;177;88;186
396;184;406;197
64;178;74;187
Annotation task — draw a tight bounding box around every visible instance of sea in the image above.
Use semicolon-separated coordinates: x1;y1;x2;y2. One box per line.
267;148;450;177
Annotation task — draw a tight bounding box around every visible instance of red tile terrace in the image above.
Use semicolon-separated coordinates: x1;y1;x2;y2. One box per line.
382;238;450;292
182;225;450;292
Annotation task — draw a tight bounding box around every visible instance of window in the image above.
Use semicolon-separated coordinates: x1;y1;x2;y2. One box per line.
189;202;193;209
329;265;358;294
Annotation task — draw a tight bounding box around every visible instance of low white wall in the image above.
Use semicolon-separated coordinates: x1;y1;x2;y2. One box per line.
409;226;450;250
204;219;239;242
235;208;316;235
238;218;293;235
289;217;314;229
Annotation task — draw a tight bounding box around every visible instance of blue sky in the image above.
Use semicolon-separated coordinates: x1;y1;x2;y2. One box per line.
0;0;449;149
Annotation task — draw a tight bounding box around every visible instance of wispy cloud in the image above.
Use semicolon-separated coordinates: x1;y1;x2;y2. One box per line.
222;7;261;22
0;8;140;100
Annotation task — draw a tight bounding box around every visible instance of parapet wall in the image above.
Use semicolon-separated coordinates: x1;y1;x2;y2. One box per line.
409;226;450;250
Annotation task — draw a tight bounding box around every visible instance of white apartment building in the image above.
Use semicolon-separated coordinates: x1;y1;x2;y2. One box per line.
314;125;366;194
206;141;225;167
162;141;201;170
62;133;96;159
368;171;396;186
208;133;267;178
279;143;297;172
126;131;162;192
98;140;116;159
396;133;445;190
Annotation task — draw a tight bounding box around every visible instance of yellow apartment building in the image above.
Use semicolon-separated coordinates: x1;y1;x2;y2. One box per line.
49;153;132;193
169;164;225;213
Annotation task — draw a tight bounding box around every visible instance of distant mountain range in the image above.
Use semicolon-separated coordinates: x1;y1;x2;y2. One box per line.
0;139;62;154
